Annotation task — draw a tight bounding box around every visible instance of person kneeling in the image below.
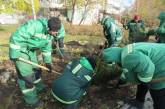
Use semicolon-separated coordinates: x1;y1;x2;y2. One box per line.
51;56;96;109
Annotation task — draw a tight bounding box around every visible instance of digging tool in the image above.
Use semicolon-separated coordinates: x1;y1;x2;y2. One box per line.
18;57;61;75
56;41;64;59
108;76;165;89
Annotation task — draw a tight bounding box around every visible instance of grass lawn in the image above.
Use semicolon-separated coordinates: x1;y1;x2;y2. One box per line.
0;24;18;44
64;34;105;45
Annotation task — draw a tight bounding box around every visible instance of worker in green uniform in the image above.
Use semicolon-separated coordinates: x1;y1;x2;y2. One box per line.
124;15;147;43
52;23;65;58
147;11;165;43
102;43;165;109
9;17;62;107
101;16;122;47
135;12;165;106
51;56;96;109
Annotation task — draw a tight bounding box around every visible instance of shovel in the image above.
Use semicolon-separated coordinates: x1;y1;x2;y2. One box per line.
18;57;61;75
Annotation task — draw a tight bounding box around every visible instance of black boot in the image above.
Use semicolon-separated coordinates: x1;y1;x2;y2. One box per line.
34;100;44;108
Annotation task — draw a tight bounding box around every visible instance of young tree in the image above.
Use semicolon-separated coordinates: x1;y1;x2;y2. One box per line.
14;0;40;14
0;0;15;13
0;0;40;15
78;0;90;25
67;0;77;23
67;0;91;24
67;0;103;25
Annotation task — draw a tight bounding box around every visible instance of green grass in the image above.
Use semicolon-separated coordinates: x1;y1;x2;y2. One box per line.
64;34;105;45
0;24;18;33
0;24;18;45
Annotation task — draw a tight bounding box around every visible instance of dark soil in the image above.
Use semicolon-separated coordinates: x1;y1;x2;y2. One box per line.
0;41;134;109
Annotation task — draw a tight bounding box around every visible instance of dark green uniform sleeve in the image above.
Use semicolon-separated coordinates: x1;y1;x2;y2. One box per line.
41;38;52;63
122;51;155;83
123;21;131;30
156;22;165;34
141;20;145;30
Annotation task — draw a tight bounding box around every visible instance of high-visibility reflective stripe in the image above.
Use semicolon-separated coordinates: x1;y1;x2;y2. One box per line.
34;33;47;39
123;68;129;73
137;74;153;83
111;22;116;33
10;44;21;49
68;62;72;65
22;87;35;94
72;64;82;74
120;68;129;80
59;47;64;49
83;91;86;95
42;52;51;56
51;90;77;104
127;43;134;54
84;75;91;81
117;36;122;41
33;78;41;84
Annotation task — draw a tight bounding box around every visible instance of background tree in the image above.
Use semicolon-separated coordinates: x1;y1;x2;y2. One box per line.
0;0;40;15
131;0;165;26
67;0;103;25
67;0;77;23
78;0;103;25
0;0;15;13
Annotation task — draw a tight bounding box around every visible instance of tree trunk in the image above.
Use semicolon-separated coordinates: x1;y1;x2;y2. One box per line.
70;0;76;24
78;0;89;25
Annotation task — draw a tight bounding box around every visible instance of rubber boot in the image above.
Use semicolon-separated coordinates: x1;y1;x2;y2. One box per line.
18;79;38;105
34;69;46;93
34;78;46;93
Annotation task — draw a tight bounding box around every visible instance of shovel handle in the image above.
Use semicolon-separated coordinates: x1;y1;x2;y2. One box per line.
18;57;61;75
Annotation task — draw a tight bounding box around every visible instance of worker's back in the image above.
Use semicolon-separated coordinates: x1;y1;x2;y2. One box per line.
51;57;94;104
121;43;165;89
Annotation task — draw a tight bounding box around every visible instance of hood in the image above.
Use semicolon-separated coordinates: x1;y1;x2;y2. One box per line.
102;47;122;63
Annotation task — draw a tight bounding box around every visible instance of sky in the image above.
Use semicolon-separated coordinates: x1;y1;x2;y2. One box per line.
107;0;135;9
122;0;136;8
106;0;136;13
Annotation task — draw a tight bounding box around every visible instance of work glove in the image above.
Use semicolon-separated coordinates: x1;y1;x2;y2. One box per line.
46;63;52;73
